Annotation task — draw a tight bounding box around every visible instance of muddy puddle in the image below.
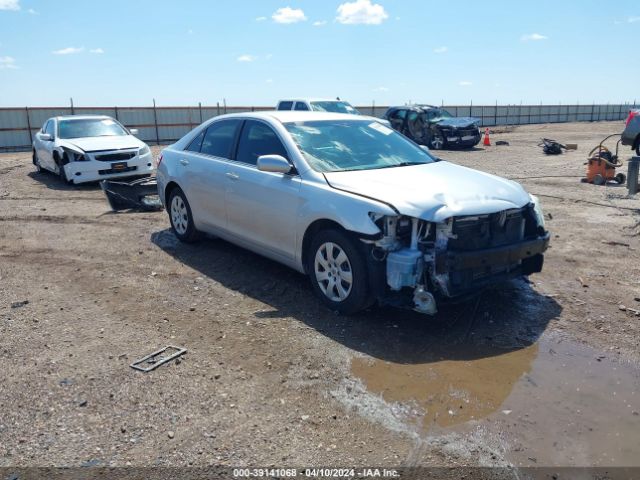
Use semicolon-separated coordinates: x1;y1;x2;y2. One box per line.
351;336;640;466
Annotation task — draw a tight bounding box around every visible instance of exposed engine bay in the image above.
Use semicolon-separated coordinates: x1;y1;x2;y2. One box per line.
364;202;549;314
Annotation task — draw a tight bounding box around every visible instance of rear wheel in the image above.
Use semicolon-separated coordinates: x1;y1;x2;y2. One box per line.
306;229;373;315
593;174;605;185
168;187;201;243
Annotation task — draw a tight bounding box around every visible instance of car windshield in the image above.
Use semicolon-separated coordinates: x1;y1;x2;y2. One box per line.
284;120;436;173
310;101;360;115
58;118;128;139
429;109;453;121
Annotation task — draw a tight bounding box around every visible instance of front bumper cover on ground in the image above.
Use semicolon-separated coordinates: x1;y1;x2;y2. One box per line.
100;177;161;211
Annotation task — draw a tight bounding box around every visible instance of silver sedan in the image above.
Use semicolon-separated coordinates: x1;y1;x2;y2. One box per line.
157;112;549;315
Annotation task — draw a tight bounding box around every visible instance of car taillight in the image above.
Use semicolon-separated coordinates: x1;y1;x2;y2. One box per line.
155;152;163;168
626;110;638;126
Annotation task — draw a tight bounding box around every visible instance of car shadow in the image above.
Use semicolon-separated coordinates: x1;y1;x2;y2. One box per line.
151;229;561;365
28;170;102;191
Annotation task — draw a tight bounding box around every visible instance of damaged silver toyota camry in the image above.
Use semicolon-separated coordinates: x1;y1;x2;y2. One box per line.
157;111;549;315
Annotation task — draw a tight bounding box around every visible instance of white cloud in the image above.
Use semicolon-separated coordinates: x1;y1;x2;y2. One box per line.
458;81;472;86
52;46;84;55
433;46;448;54
313;20;327;26
237;54;257;62
187;28;193;34
521;33;548;41
628;16;640;23
266;79;273;84
265;53;273;60
0;0;20;11
89;48;104;54
255;16;267;22
336;0;388;25
272;7;307;24
27;7;37;14
372;86;389;92
0;55;18;69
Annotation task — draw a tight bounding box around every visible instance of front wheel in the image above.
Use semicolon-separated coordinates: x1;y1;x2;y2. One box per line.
168;187;201;243
306;229;373;315
32;150;42;173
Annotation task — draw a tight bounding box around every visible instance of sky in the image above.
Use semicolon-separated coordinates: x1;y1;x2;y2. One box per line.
0;0;639;107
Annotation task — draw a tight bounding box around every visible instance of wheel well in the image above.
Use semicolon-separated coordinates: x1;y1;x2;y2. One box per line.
53;150;60;164
164;181;180;210
301;219;346;273
635;134;640;149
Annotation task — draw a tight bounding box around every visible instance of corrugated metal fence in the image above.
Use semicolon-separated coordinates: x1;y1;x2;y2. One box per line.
0;102;636;151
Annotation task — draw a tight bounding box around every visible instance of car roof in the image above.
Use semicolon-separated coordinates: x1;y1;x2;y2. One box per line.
277;98;350;104
53;115;114;121
387;105;439;112
212;111;366;124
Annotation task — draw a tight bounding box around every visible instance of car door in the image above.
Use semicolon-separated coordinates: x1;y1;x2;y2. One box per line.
179;119;241;231
224;120;302;262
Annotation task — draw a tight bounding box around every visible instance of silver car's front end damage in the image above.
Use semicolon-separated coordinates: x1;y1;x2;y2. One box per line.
363;201;549;315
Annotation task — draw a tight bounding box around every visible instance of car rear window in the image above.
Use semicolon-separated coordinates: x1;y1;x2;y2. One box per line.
277;101;293;111
200;120;241;158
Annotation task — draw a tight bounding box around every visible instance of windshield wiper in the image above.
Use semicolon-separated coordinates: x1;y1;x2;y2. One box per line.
370;161;427;170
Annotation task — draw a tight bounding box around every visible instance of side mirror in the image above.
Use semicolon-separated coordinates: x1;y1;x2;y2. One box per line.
40;133;53;142
257;155;292;174
420;145;430;152
130;128;139;135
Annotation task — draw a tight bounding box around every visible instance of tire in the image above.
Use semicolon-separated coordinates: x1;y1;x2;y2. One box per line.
306;228;373;315
593;174;605;186
429;131;445;150
54;153;71;184
32;150;42;173
615;173;626;185
168;187;201;243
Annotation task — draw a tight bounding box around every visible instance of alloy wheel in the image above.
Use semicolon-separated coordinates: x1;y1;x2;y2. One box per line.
171;195;189;235
314;241;353;302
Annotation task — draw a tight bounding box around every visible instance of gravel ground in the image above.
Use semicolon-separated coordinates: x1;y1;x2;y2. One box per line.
0;121;639;473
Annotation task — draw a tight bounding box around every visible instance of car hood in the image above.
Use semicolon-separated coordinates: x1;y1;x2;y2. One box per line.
323;161;531;222
61;135;144;152
435;117;480;128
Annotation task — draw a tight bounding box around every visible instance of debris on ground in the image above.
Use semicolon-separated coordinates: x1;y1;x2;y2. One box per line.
10;300;29;308
130;346;187;372
100;177;162;212
538;138;567;155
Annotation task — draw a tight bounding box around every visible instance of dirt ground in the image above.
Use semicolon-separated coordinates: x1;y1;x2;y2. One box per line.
0;121;639;474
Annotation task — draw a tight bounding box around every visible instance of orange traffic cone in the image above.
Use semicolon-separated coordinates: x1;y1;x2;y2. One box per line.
483;128;491;146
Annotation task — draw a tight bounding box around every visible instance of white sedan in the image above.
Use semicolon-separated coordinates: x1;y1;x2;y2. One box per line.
32;115;154;184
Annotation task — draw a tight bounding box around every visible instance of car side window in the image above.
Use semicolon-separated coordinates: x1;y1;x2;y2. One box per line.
200;120;241;158
277;101;293;111
185;130;205;152
235;121;288;166
391;110;406;120
294;102;310;111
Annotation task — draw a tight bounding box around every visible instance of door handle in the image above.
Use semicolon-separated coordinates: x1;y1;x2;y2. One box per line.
179;159;189;166
226;172;239;180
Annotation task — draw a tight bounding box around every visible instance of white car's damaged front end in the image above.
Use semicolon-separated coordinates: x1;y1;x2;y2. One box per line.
362;199;549;314
59;142;154;184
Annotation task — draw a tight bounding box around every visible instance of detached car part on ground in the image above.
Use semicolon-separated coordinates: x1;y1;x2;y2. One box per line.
32;115;154;184
385;105;481;150
157;111;549;315
622;109;640;156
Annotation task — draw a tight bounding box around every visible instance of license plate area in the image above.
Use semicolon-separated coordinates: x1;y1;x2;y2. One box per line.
462;135;476;141
112;161;128;171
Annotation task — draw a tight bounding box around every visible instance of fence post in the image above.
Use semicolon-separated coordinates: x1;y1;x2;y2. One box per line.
152;98;160;145
70;97;75;115
481;105;484;127
591;103;595;122
199;102;203;123
223;98;227;114
371;100;375;116
114;106;119;120
25;106;33;144
217;102;220;116
469;100;472;117
494;100;497;126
